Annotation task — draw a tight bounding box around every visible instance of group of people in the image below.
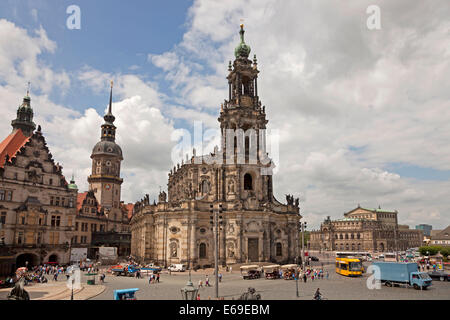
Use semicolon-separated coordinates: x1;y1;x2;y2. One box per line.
280;267;329;281
147;272;160;284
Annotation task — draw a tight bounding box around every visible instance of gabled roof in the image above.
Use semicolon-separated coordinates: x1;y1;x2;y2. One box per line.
77;192;88;211
125;203;134;219
432;226;450;240
346;206;397;215
0;129;30;168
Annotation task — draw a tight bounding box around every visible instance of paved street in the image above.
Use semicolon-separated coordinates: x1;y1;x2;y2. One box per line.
92;265;450;300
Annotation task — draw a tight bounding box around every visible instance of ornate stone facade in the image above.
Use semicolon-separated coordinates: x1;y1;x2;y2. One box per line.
309;206;423;252
0;94;76;275
131;25;302;267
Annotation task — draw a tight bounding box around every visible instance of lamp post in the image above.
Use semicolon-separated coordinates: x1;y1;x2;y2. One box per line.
71;276;74;300
301;222;307;270
180;271;199;300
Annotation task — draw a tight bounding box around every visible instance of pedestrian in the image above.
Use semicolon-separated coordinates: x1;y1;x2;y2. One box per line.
53;273;58;281
303;273;307;283
148;275;152;285
326;271;329;280
198;279;203;288
219;273;222;283
205;275;210;287
196;293;201;300
230;266;232;273
156;273;160;283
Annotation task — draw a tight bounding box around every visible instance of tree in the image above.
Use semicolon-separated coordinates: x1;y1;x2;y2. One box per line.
419;246;442;256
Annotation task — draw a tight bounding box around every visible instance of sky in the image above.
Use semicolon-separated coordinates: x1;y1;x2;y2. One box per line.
0;0;449;230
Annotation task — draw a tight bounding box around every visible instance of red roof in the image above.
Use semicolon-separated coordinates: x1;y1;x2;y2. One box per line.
125;203;134;219
0;130;30;168
77;192;88;211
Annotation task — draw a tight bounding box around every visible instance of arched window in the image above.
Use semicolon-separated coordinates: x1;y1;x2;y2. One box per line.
345;234;349;240
276;243;282;256
351;234;354;239
201;180;209;195
199;243;207;259
339;234;343;240
244;173;253;190
357;233;360;239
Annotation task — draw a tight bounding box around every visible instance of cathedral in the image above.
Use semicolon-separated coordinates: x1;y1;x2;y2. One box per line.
130;25;302;267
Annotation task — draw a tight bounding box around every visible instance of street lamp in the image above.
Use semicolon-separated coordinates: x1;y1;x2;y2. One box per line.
180;273;199;300
300;222;307;270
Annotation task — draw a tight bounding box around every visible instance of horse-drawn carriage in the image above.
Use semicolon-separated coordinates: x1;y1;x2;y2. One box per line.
281;264;298;280
240;265;262;280
262;264;281;279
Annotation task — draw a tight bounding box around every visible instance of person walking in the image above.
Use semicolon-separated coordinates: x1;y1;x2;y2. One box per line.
303;273;307;283
205;275;210;287
198;279;203;288
219;273;223;283
156;273;160;283
326;271;329;280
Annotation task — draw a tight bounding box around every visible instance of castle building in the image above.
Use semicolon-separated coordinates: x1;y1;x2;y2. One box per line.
309;206;423;252
0;93;76;275
71;82;131;259
130;25;302;267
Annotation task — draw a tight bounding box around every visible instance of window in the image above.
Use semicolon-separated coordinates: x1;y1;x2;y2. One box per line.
100;225;105;232
37;232;42;244
38;217;42;226
199;243;207;259
21;216;26;225
14;173;18;180
91;208;96;214
50;196;54;205
49;178;53;185
81;236;87;244
0;212;6;225
85;207;89;213
276;243;282;256
17;232;23;244
6;191;12;201
244;173;253;190
91;224;97;232
69;198;74;208
55;197;60;206
75;222;79;231
56;216;61;227
0;190;4;201
51;216;56;227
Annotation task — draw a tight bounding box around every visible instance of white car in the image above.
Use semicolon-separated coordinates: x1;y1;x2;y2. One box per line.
168;264;186;272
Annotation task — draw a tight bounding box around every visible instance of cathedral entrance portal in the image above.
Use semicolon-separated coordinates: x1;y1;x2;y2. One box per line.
248;238;259;262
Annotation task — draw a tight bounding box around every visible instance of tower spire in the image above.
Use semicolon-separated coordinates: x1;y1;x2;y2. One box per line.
108;80;113;115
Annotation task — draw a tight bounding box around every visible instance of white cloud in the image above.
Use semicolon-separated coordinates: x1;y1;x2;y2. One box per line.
146;0;450;229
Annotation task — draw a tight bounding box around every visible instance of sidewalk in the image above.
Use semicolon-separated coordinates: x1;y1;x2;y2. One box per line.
0;281;105;300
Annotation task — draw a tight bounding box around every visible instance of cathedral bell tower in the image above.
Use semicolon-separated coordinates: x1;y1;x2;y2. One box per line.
218;25;273;202
87;81;123;209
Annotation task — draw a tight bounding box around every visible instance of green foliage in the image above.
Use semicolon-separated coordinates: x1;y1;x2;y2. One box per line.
419;246;447;256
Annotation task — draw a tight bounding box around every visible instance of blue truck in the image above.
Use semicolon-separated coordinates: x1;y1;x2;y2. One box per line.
372;262;432;290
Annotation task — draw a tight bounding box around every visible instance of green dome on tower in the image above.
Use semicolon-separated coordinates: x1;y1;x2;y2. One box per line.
234;24;251;58
68;174;78;190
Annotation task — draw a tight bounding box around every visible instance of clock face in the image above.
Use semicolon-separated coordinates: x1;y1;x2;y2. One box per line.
105;184;111;190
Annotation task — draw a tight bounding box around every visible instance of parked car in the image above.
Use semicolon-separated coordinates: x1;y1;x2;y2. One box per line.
310;256;319;261
427;271;450;282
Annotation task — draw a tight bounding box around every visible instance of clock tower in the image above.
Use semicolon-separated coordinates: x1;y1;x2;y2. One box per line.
87;81;123;209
